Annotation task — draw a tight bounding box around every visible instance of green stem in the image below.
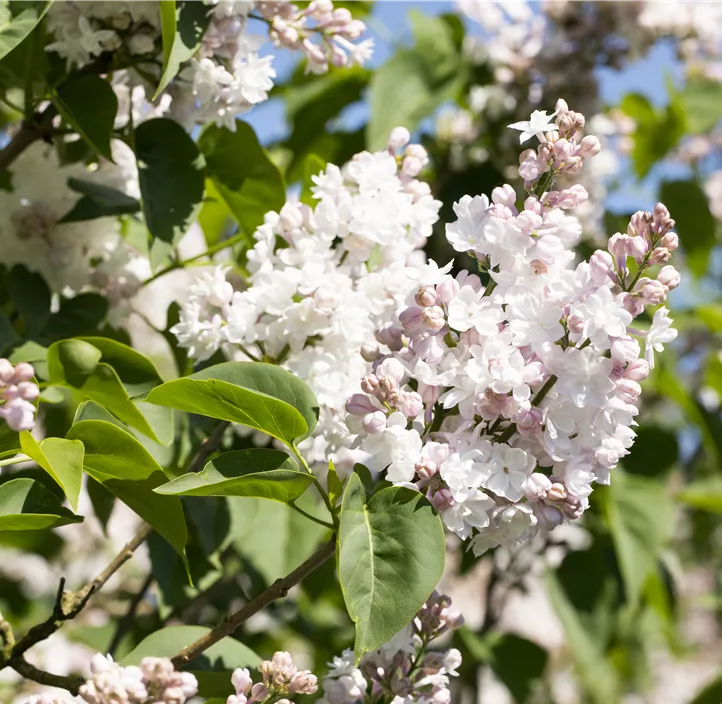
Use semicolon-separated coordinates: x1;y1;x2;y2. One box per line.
0;454;30;467
288;501;334;530
142;232;249;287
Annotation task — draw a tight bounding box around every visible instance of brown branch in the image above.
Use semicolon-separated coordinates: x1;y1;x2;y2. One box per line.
12;524;153;657
9;656;84;694
186;420;229;473
172;537;337;667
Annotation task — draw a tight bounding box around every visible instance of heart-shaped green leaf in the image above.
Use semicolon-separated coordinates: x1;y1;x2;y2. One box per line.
0;477;83;531
155;448;313;502
338;473;445;659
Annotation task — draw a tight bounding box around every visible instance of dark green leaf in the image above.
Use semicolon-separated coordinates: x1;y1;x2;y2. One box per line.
688;674;722;704
7;264;51;336
0;477;83;531
39;294;109;343
47;339;160;441
54;76;118;160
60;177;140;222
338;473;445;659
199;121;285;238
659;179;717;276
155;448;313;502
20;431;84;511
488;634;548;704
135;118;206;244
66;420;188;560
155;1;211;99
87;475;115;533
146;362;318;446
0;1;51;62
622;426;678;476
198;179;233;247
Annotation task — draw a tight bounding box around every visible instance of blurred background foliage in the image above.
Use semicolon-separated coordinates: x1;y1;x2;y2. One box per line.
2;2;722;703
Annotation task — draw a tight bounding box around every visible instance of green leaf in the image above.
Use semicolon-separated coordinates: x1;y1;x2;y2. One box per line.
676;80;722;134
327;459;343;508
199;121;285;238
146;362;318;446
0;477;83;531
338;473;445;659
76;336;163;395
677;478;722;514
135;118;206;244
54;76;118;160
366;12;462;150
688;674;722;704
697;304;722;332
620;93;686;178
622;426;678;477
659;179;717;277
122;625;259;698
47;339;160;441
600;472;675;606
7;264;51;336
66;420;188;560
155;448;313;502
300;153;327;205
0;1;52;62
19;431;84;512
39;294;108;343
198;179;233;247
155;1;211;99
60;177;140;222
545;570;617;704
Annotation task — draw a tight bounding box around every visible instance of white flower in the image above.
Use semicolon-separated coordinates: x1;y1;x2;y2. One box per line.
644;306;677;367
508;109;559;144
482;445;535;502
570;287;632;348
446;286;503;335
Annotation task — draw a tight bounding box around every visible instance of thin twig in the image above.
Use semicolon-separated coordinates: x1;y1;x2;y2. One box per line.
186;420;230;473
172;537;336;667
9;656;85;694
12;525;154;657
0;105;56;173
107;573;155;657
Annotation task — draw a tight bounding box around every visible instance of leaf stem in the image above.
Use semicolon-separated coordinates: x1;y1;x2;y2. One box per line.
171;537;336;667
288;501;335;530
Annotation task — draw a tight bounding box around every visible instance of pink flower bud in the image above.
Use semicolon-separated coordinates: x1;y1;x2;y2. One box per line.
2;398;35;432
278;203;305;231
360;374;379;395
0;359;13;384
288;670;318;694
547;482;567;502
415;286;438;307
376;356;406;382
561;494;583;520
638;278;666;305
421;384;440;405
388;126;411;150
375;323;403;350
399;306;425;331
363;411;387;435
616;379;641;403
567;314;584;335
345;394;376;416
660;231;679;251
578;134;601;157
535;503;564;530
589;250;614;282
523;473;551;500
611;338;640;364
429;487;455;512
16;381;39;401
415;458;437;481
436;278;459;304
395;390;423;418
624;359;650;382
620;292;644;317
658;265;680;290
360;343;379;362
627;235;648;263
607;233;628;259
250;683;268;701
378;375;398;396
12;362;34;383
555;98;569;114
402;156;423;177
648;247;670;265
492;184;516;208
423;306;446;331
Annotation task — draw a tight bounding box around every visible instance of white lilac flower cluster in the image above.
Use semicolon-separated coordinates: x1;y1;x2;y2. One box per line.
345;102;680;556
0;140;149;318
319;592;463;704
76;654;197;704
227;652;318;704
0;360;38;432
173;129;441;465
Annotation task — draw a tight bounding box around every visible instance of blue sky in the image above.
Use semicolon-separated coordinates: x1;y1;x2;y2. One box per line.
246;1;684;214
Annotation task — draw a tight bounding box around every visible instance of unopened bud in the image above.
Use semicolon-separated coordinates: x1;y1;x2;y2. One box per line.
648;246;671;265
415;286;438;307
616;379;641;403
523;473;552;500
547;482;567;502
360;343;380;362
12;362;34;383
423;306;446;331
388;126;411;150
415;458;438;481
578;134;601;157
345;393;376;416
535;504;565;530
375;323;403;350
0;359;13;384
399;306;425;331
660;231;679;251
288;671;318;695
638;278;666;305
363;411;387;435
360;374;379;395
624;358;650;382
657;265;680;290
231;668;253;695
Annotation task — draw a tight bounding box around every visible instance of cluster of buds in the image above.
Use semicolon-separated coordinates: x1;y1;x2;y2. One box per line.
387;126;431;180
260;0;373;74
515;99;601;191
228;652;318;704
0;359;38;432
320;593;463;704
604;203;680;308
78;654;197;704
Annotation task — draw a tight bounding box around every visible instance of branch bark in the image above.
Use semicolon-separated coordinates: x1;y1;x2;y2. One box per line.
172;537;336;667
0;105;56;173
